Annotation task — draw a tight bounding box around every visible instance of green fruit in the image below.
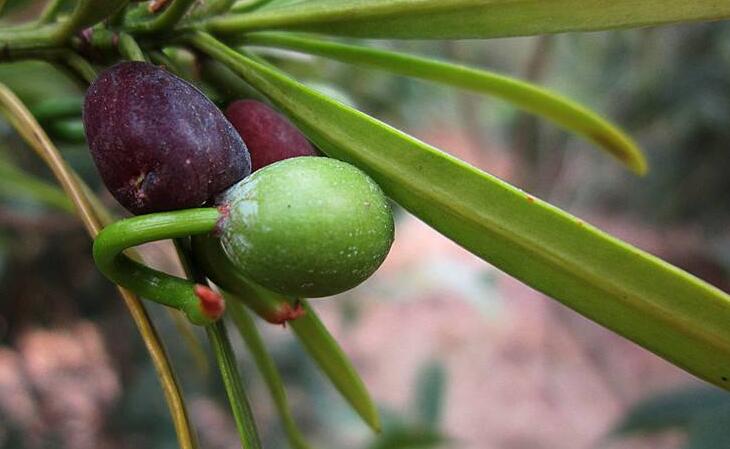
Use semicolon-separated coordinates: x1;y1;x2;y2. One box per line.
218;157;394;297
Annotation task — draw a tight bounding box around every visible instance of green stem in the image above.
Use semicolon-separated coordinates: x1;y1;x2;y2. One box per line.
191;0;237;18
230;0;276;14
174;238;263;449
93;208;223;325
46;118;86;143
30;97;83;122
126;0;196;34
56;52;98;85
118;32;147;61
207;321;263;449
0;24;62;59
147;49;177;68
228;300;314;449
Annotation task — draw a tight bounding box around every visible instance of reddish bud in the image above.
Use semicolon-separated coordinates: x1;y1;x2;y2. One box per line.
194;284;225;320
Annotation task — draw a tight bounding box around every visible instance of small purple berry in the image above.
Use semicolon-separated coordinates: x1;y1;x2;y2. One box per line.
83;62;251;214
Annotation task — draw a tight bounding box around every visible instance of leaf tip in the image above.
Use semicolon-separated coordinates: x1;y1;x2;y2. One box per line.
588;128;648;175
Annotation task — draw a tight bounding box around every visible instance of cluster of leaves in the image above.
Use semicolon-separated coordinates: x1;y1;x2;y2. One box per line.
1;1;730;448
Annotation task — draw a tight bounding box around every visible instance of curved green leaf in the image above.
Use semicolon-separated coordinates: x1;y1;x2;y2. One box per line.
203;0;730;39
192;32;730;391
228;300;315;449
244;32;646;174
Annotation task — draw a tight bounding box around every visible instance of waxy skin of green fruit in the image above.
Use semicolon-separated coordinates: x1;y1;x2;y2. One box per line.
83;61;251;214
217;157;394;298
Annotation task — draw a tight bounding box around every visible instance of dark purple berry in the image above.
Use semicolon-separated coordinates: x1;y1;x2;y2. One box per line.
83;62;251;214
225;100;316;172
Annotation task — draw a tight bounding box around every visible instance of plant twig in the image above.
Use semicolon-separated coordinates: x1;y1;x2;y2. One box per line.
118;32;147;61
127;0;196;34
56;52;98;84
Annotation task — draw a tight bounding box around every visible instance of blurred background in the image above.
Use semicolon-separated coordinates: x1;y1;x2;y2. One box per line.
1;2;730;448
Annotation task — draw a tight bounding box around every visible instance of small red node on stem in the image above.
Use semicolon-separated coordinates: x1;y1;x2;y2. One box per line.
194;284;225;320
266;301;306;327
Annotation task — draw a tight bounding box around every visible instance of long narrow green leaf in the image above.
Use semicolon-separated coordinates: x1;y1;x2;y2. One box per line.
174;239;262;449
205;321;261;449
29;97;82;122
244;32;645;174
289;301;380;431
0;159;74;212
207;321;263;449
191;32;730;391
228;300;315;449
203;0;730;39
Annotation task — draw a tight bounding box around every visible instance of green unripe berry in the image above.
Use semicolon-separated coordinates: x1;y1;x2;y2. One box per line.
218;157;394;297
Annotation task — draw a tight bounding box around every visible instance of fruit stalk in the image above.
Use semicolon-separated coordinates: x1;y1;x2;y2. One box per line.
93;208;225;325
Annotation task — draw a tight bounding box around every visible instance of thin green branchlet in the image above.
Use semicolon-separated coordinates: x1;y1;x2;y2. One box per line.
92;208;225;325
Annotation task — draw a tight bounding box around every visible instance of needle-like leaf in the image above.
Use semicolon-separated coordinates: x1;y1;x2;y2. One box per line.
244;32;646;173
229;300;315;449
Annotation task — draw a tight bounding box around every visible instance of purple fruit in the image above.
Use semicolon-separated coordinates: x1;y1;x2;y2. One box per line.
83;62;251;214
225;100;316;172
